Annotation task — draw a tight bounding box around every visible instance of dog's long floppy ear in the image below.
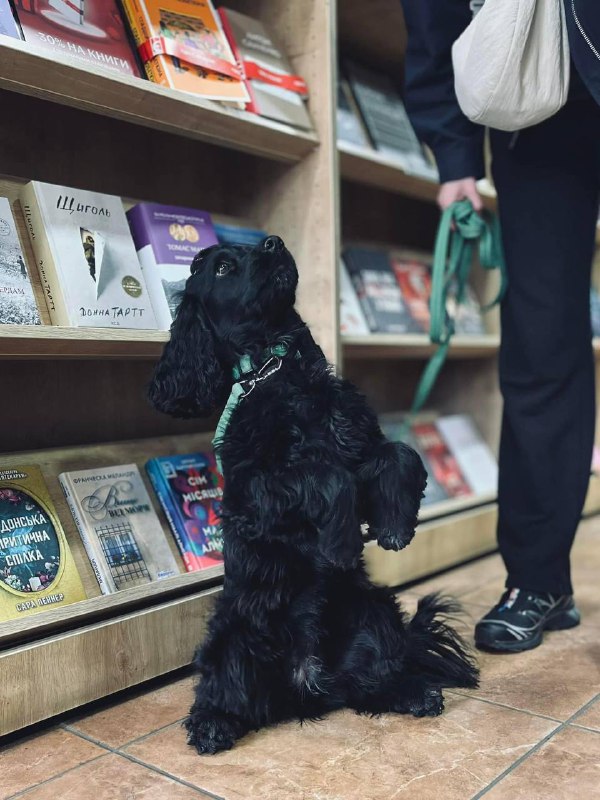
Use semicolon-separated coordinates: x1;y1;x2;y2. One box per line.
148;295;227;418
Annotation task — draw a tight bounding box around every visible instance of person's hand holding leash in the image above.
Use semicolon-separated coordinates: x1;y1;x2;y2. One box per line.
437;177;483;212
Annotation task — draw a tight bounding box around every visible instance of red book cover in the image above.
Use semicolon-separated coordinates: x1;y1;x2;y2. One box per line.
390;255;432;333
412;422;472;498
14;0;142;78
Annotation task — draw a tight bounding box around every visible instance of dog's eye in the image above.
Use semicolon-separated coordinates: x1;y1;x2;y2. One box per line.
215;262;233;277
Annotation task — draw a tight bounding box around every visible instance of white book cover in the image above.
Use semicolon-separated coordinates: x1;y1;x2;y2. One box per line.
340;259;369;336
0;197;41;325
21;182;158;328
436;414;498;496
59;464;180;594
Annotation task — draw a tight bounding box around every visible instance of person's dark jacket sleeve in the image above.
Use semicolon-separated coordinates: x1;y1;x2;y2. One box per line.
400;0;485;183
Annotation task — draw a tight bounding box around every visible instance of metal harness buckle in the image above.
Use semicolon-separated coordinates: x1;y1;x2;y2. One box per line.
238;355;283;399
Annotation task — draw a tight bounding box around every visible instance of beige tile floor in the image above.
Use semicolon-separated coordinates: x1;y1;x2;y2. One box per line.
2;518;599;800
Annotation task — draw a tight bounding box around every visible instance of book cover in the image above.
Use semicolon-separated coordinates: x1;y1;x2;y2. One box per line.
592;287;600;337
127;202;218;329
339;258;369;336
343;246;421;334
390;252;432;334
213;220;267;246
412;421;472;499
219;7;313;131
0;197;41;325
344;61;438;181
379;414;449;507
0;465;86;621
20;181;157;328
436;415;498;496
0;0;21;38
121;0;249;103
13;0;142;77
337;78;370;148
146;452;223;573
59;464;180;594
446;280;486;335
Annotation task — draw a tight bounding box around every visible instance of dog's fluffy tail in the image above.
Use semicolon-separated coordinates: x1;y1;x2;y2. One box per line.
405;593;479;689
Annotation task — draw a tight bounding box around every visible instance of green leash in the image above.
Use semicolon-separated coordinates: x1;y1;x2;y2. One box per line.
407;199;507;421
212;342;291;474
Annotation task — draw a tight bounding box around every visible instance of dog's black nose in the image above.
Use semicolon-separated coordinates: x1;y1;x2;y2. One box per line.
263;236;284;253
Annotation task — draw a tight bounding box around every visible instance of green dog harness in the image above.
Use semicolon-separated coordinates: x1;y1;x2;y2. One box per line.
212;342;291;474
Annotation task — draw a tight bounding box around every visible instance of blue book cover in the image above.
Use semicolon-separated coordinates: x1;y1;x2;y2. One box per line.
214;222;267;246
146;452;224;573
0;1;21;39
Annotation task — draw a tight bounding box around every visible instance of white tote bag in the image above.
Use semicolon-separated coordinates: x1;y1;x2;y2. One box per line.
452;0;570;132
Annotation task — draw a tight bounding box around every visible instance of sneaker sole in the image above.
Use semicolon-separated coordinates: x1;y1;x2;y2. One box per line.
475;607;581;653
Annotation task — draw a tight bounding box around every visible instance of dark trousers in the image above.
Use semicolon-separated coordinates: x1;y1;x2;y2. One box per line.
491;90;600;596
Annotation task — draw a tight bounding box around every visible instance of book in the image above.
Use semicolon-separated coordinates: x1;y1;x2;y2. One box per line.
412;420;472;499
0;465;86;621
436;415;498;496
20;181;157;329
379;414;449;506
390;252;432;333
213;220;267;246
121;0;249;104
13;0;142;77
337;78;370;148
344;61;438;181
339;258;369;336
219;7;313;131
127;202;218;329
146;452;224;573
342;246;421;334
0;197;41;325
59;464;180;594
0;0;21;38
446;280;486;335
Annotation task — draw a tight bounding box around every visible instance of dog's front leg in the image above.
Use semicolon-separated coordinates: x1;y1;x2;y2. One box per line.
307;464;363;570
359;440;427;551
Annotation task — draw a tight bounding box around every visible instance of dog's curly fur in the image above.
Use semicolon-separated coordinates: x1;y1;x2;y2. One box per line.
149;235;479;754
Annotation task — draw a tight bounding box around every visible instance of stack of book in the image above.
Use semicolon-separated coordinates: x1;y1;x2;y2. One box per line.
380;412;498;508
337;61;438;182
341;245;486;337
1;1;314;129
0;447;224;621
0;180;267;329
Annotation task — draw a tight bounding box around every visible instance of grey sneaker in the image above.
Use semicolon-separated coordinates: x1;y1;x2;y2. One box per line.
474;588;580;652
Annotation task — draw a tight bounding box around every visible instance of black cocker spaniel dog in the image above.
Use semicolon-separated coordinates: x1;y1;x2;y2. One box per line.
149;235;478;754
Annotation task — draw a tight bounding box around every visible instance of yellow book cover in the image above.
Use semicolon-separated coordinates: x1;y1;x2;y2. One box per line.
121;0;249;103
0;465;87;621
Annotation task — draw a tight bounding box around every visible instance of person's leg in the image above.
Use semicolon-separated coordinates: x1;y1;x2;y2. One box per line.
478;95;600;649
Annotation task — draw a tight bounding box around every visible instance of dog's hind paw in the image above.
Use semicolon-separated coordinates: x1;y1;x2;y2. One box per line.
185;709;247;755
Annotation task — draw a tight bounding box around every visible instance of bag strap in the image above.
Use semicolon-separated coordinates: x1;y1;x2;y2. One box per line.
406;199;507;422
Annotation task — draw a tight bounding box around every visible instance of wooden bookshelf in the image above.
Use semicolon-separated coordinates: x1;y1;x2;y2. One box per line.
0;37;318;163
0;326;169;359
364;503;498;589
343;333;501;360
338;142;497;208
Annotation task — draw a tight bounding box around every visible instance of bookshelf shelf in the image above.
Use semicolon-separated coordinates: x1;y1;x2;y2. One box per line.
342;333;501;360
0;37;319;164
0;325;169;359
338;141;497;208
419;492;497;523
364;503;498;589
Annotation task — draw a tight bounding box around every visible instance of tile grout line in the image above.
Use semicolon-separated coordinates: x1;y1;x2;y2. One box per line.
5;753;110;800
63;716;187;750
115;749;226;800
64;722;224;800
470;692;600;800
446;690;563;723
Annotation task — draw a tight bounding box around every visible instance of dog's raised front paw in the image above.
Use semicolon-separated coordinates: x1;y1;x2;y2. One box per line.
185;709;246;755
374;526;415;552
